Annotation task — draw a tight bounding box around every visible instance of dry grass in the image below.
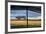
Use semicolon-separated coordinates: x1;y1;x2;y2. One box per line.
10;20;27;26
28;20;41;26
10;19;41;28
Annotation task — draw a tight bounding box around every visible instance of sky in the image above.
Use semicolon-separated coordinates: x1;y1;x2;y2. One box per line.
10;6;41;19
10;10;41;19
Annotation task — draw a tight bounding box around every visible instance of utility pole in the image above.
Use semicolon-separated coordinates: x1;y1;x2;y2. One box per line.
26;7;28;28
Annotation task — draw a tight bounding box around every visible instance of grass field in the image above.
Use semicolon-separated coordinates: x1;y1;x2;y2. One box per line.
10;19;41;29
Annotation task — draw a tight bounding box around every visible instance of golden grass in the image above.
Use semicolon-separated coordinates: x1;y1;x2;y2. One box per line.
10;19;41;26
10;20;27;26
28;20;41;26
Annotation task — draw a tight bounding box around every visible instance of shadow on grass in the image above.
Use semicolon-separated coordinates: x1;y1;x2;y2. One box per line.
11;25;41;29
28;25;41;28
11;25;27;29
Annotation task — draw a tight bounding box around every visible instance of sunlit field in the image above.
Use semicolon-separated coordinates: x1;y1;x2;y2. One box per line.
10;19;41;29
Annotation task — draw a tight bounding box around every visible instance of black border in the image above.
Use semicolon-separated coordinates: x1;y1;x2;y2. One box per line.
5;0;45;34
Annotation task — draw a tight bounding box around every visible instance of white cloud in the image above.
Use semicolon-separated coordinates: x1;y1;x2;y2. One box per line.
28;16;41;19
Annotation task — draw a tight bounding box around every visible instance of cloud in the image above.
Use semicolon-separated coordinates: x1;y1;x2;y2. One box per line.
28;16;41;19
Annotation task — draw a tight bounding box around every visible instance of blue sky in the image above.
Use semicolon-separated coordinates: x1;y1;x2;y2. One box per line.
10;10;41;19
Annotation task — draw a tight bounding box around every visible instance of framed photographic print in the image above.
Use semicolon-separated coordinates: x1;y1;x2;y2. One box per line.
5;0;45;33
